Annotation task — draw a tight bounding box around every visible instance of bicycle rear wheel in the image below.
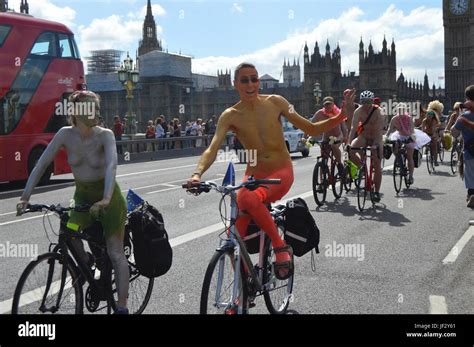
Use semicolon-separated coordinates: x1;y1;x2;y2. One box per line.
12;253;83;314
263;228;294;314
451;146;459;175
393;155;403;193
357;166;367;212
110;256;154;314
312;162;327;206
200;249;247;314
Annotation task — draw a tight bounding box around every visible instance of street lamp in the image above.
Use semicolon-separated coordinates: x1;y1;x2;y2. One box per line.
313;82;322;110
118;52;140;135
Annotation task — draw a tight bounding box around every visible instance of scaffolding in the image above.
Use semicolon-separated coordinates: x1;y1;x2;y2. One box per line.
0;0;8;12
86;50;124;74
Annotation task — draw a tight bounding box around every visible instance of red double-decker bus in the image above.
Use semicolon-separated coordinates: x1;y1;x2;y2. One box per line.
0;12;85;184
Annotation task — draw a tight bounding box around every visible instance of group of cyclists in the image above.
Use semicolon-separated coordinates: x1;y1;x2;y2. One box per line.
15;62;474;314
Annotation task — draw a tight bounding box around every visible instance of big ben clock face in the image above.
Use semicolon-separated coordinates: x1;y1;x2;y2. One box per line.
450;0;469;15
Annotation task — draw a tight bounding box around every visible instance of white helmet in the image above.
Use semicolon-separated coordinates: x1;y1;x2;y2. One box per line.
360;90;375;101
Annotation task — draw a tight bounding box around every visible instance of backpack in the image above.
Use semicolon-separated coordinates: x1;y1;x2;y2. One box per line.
126;202;173;278
283;198;320;257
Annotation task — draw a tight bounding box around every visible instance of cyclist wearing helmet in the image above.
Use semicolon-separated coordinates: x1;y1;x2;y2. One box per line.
348;90;385;202
17;90;130;314
186;63;354;280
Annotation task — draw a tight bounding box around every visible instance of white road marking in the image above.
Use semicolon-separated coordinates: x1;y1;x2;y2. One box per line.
0;213;53;227
146;187;181;195
0;182;75;196
0;211;16;217
429;295;448;314
442;226;474;264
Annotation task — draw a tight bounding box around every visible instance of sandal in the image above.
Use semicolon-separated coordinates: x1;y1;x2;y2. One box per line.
272;243;294;280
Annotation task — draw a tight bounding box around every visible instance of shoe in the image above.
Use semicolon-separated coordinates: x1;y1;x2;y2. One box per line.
467;195;474;208
408;176;414;185
435;161;440;167
114;306;129;315
372;192;381;203
272;243;294;281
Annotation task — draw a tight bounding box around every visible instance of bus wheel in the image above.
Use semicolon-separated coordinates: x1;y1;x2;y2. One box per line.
28;147;52;185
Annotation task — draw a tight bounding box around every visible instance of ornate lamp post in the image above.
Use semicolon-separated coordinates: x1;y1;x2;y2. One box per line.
313;82;322;111
118;52;140;135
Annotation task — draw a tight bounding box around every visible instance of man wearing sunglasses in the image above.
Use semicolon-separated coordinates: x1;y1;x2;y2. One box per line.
187;62;354;280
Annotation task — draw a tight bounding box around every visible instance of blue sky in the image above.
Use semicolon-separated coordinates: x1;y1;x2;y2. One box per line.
11;0;445;86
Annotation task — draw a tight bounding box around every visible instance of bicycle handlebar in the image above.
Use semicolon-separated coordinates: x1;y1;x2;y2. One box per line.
21;203;91;216
182;177;281;195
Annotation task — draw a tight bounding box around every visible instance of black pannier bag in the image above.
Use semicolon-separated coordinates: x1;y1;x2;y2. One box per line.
243;222;260;254
126;202;172;278
283;198;320;257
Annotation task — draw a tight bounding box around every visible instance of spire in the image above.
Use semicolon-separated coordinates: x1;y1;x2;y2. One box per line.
382;34;387;54
146;0;152;16
139;0;162;56
391;38;395;51
359;36;364;50
293;57;296;66
304;41;308;52
326;39;330;52
314;41;320;53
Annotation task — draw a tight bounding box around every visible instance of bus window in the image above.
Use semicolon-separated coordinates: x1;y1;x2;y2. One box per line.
58;33;73;58
30;32;57;57
0;25;11;47
70;35;81;59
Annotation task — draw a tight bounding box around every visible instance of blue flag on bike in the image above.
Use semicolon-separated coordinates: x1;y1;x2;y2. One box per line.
222;162;235;186
126;189;144;212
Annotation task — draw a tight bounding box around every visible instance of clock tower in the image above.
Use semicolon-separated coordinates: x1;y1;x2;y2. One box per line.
443;0;474;107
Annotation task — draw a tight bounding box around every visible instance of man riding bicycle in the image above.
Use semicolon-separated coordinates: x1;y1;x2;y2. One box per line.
310;96;348;172
385;103;417;185
348;90;385;202
186;62;353;280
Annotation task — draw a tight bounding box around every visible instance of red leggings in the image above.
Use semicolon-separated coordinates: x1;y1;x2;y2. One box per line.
235;161;294;248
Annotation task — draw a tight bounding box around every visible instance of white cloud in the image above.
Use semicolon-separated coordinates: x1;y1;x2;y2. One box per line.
232;3;243;13
78;15;143;57
193;4;444;87
10;0;76;28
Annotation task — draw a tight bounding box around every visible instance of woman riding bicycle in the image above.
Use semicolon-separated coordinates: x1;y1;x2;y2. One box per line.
385;103;417;185
17;90;130;314
422;100;444;166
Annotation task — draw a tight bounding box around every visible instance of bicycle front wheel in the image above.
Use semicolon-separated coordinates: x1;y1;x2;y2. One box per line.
438;143;445;162
200;249;247;314
393;155;403;194
331;161;343;199
312;162;328;206
426;146;434;174
451;146;459;175
12;253;83;314
263;229;294;314
357;166;367;212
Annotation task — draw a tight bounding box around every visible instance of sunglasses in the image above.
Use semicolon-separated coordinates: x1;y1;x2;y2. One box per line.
240;77;259;84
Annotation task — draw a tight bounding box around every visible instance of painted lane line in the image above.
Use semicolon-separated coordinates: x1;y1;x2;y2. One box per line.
0;211;16;217
146;187;182;195
429;295;448;314
0;213;54;227
0;182;75;196
442;226;474;264
116;160;229;178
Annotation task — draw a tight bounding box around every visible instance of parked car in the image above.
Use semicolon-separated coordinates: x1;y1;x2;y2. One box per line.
282;118;309;157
